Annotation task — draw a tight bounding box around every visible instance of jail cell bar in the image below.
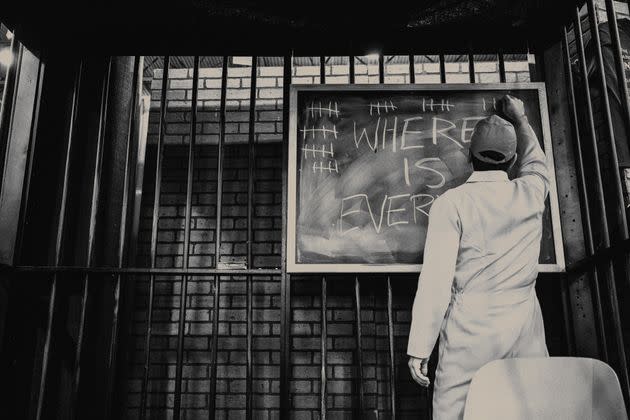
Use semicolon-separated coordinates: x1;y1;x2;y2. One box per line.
5;47;585;420
561;0;630;409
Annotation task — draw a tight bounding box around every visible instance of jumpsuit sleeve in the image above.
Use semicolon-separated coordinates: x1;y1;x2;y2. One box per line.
513;115;550;207
407;195;461;359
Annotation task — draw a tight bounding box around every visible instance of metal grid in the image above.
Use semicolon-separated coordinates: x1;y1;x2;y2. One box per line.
4;2;630;416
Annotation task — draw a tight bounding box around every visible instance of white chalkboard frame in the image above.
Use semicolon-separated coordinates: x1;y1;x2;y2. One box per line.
287;83;565;273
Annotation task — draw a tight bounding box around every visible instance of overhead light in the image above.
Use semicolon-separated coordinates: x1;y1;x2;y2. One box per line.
0;48;13;67
366;52;380;62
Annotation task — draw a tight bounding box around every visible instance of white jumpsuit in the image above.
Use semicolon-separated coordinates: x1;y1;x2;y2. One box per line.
407;115;550;420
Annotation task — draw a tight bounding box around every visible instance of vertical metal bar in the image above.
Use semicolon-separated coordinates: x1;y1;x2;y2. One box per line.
280;52;292;420
35;275;57;420
353;277;365;420
246;56;258;420
0;36;19;180
320;56;326;84
140;55;170;420
439;54;446;83
281;64;292;420
560;275;576;356
39;57;112;420
173;55;200;420
62;61;84;420
573;9;612;246
80;55;113;415
320;275;327;420
348;62;363;420
409;55;415;84
85;57;112;264
498;53;506;83
586;0;630;238
386;277;396;420
527;47;539;82
214;57;228;268
14;58;45;265
468;51;475;83
104;56;142;420
585;0;630;399
576;5;630;398
246;270;253;418
379;54;385;84
604;0;630;146
348;55;354;85
208;56;229;419
562;27;609;361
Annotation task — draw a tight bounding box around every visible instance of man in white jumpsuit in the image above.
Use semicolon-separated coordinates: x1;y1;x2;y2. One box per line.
407;95;549;419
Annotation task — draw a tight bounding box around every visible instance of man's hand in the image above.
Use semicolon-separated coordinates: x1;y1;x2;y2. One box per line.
500;94;526;122
408;357;430;387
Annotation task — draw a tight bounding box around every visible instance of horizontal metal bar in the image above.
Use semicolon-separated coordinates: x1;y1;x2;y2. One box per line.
565;238;630;274
7;266;282;276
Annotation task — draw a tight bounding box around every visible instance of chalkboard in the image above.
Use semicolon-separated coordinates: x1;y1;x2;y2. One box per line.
287;83;565;273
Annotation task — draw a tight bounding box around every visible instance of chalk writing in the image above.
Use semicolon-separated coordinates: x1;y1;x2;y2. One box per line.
312;160;339;174
369;101;397;115
302;142;334;159
300;125;338;140
294;88;553;266
422;98;455;112
307;101;340;118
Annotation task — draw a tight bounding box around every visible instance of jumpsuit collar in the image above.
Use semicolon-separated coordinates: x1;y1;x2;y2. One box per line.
466;170;509;183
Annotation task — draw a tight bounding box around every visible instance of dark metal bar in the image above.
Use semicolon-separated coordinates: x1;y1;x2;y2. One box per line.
573;10;613;245
246;271;253;420
560;275;576;356
379;54;385;84
409;55;416;84
386;277;396;419
39;57;112;420
562;27;608;361
576;5;630;397
85;57;112;265
349;56;355;84
214;56;228;268
11;266;281;276
353;277;365;419
35;275;57;420
104;56;142;420
320;56;326;84
320;275;327;419
247;57;257;269
527;48;539;82
208;55;229;419
586;0;630;238
468;52;475;83
0;36;20;182
173;55;200;420
78;55;113;417
140;55;170;420
439;54;446;83
246;56;258;420
498;53;506;83
60;61;84;420
585;0;630;399
279;53;292;420
14;57;45;265
604;0;630;147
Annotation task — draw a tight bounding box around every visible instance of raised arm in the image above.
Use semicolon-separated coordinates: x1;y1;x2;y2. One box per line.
502;95;550;202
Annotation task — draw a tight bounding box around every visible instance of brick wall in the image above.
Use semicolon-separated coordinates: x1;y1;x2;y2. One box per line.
124;55;540;420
